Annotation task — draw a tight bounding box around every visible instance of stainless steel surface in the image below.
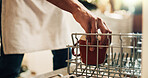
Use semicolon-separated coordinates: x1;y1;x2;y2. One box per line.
67;33;142;78
34;65;76;78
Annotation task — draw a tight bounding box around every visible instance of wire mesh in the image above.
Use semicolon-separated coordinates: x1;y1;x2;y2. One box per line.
67;33;142;78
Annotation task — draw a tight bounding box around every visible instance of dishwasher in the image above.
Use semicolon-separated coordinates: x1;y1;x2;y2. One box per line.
66;33;142;78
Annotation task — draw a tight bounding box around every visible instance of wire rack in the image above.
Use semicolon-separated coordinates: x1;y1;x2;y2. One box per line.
66;33;142;78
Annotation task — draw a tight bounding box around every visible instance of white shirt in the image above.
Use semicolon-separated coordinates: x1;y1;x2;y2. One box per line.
2;0;81;54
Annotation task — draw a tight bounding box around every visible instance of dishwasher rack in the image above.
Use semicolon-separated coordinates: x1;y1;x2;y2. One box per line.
66;33;142;78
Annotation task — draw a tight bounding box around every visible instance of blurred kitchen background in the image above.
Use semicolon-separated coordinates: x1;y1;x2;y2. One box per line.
1;0;143;78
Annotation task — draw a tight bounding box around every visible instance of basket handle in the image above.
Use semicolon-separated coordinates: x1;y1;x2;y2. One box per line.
72;41;80;56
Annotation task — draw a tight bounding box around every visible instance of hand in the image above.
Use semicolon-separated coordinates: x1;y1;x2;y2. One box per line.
47;0;112;50
72;6;112;51
97;18;112;45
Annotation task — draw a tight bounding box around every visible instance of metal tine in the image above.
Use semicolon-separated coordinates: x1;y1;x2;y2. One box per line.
134;49;138;62
102;67;108;78
133;37;137;78
124;53;129;66
103;45;111;77
80;62;82;71
111;53;116;78
130;37;137;77
133;38;137;63
116;53;120;66
89;65;91;73
123;53;129;77
75;34;79;76
111;47;114;66
119;35;123;78
128;53;133;75
118;52;125;77
102;55;109;77
113;67;118;78
121;53;124;67
101;55;108;77
73;63;80;75
107;35;111;78
122;53;129;77
71;34;74;45
80;66;88;76
113;52;120;78
86;35;89;78
96;35;99;78
112;53;116;66
130;51;133;66
90;66;97;77
102;62;108;77
103;54;108;66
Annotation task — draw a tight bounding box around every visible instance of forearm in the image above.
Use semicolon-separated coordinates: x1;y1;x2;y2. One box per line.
46;0;84;14
47;0;112;48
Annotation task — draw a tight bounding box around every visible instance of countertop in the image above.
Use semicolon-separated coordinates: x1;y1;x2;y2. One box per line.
34;65;76;78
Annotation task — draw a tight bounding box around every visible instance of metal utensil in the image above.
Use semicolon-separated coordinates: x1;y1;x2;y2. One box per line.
48;74;63;78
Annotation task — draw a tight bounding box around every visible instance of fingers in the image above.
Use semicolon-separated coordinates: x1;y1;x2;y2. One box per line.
103;22;112;33
97;18;112;45
89;18;98;51
85;17;112;51
97;18;106;45
103;22;112;44
86;22;91;46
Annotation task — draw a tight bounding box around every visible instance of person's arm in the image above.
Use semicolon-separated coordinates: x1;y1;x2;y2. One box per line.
47;0;81;14
47;0;112;51
47;0;92;32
